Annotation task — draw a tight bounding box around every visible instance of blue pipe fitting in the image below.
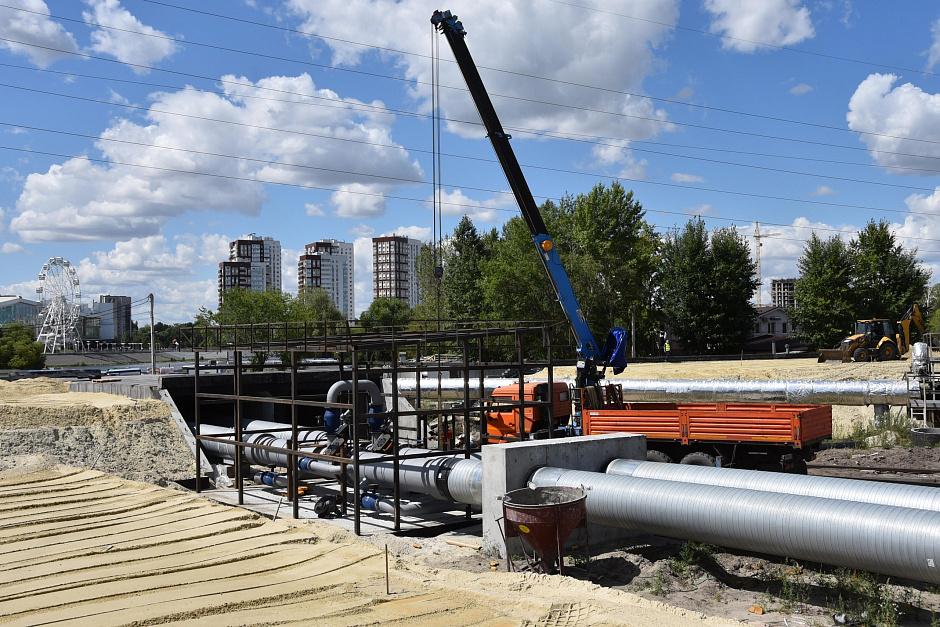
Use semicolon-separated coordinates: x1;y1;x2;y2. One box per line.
323;408;339;435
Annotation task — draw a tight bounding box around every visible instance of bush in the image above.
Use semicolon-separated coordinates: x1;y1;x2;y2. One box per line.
0;323;45;370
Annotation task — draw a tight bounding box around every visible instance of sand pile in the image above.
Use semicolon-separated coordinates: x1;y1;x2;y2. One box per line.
0;378;192;485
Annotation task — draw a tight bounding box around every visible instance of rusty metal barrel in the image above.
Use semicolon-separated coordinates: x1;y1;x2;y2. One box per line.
501;486;587;574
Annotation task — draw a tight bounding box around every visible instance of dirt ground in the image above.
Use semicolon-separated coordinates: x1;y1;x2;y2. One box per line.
2;362;939;625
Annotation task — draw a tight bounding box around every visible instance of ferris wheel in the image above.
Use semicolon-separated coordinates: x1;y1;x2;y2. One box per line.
35;257;84;353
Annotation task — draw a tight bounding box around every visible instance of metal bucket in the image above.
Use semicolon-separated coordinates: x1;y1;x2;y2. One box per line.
502;486;588;574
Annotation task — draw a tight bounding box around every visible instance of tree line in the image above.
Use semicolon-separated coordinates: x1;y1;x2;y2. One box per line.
196;180;934;359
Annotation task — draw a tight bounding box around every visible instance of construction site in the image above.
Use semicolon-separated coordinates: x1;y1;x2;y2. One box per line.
4;9;940;626
2;314;940;626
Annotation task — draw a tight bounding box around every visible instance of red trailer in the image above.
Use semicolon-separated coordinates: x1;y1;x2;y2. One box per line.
584;400;832;472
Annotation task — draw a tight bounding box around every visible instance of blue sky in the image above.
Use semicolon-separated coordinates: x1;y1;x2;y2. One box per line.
2;0;940;326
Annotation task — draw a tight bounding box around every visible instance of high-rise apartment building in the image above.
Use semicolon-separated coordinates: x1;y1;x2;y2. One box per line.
298;239;355;319
218;234;282;306
771;278;796;309
98;295;133;342
372;235;423;308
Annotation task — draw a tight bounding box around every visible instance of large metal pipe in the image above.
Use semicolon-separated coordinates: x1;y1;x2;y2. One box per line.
606;459;940;513
531;466;940;584
610;378;914;406
196;424;482;505
394;377;914;406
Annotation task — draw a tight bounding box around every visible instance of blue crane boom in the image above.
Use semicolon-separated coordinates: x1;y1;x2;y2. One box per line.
431;10;626;388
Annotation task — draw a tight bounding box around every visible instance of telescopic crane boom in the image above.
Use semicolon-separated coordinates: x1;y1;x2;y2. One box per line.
431;10;625;389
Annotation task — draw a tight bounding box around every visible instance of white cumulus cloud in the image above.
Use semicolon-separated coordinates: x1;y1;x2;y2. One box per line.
73;234;233;321
286;0;678;169
331;184;386;218
432;188;512;224
83;0;177;73
671;173;706;183
927;16;940;72
847;74;940;175
305;203;325;217
704;0;815;52
790;83;813;95
10;74;422;242
0;242;24;253
0;0;79;66
810;185;835;195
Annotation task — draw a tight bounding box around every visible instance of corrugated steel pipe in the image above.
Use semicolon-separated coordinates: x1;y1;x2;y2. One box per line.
611;378;914;406
196;424;482;505
530;466;940;584
606;459;940;513
395;377;914;406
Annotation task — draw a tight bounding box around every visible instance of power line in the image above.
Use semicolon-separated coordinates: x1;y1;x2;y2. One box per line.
2;5;940;151
6;142;940;235
9;59;940;176
7;118;940;214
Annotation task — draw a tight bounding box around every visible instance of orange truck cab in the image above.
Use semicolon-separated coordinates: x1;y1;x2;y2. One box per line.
486;382;572;441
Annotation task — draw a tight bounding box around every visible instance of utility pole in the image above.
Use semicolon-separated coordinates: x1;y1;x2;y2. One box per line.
149;293;156;375
753;222;780;307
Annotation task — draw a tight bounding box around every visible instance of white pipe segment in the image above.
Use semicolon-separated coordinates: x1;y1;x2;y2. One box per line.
196;424;482;505
394;377;915;406
606;459;940;513
530;466;940;585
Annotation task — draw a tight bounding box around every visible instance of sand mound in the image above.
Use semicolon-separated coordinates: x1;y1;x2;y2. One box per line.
0;377;70;399
0;377;191;485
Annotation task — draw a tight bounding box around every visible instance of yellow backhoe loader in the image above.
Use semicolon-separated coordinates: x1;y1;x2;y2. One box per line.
818;304;924;363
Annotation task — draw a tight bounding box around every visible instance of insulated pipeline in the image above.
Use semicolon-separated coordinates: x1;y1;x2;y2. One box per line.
195;424;482;505
611;378;914;406
606;459;940;513
531;467;940;584
394;377;915;406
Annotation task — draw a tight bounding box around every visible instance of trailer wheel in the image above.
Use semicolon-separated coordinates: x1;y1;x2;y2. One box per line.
680;452;717;467
646;450;674;463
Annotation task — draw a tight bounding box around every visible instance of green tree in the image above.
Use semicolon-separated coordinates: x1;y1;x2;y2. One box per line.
658;219;758;354
288;288;344;325
0;322;45;369
359;297;411;332
850;219;930;321
789;233;856;349
564;182;659;352
206;289;291;368
441;216;487;321
482;211;561;324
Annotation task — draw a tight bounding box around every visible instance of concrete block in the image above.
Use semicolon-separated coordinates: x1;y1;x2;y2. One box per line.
481;433;645;558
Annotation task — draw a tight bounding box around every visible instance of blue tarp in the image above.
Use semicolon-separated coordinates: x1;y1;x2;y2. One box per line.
601;327;628;374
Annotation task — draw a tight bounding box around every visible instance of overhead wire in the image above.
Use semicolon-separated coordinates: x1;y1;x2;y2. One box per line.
6;143;940;252
0;3;937;260
81;0;940;147
7;59;940;176
1;1;940;152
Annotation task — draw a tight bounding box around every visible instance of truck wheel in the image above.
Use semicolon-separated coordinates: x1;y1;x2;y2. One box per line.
646;450;674;463
880;342;897;360
679;452;717;467
853;347;870;362
791;459;808;474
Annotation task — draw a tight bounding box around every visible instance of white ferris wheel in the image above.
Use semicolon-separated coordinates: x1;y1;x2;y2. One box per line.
35;257;84;353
